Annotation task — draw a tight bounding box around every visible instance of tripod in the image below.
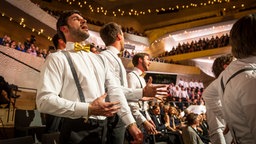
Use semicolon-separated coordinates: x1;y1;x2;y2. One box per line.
6;84;20;123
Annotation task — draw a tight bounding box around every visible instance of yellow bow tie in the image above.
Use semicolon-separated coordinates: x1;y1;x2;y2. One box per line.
74;43;90;52
140;72;146;78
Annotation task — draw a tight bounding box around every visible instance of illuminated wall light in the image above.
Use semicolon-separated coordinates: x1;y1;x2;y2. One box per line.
129;12;131;15
32;28;35;32
223;8;226;11
23;24;26;28
241;4;244;7
233;5;236;9
55;0;237;17
1;13;4;16
69;2;72;5
19;22;22;25
38;32;41;35
9;17;13;21
80;5;82;8
40;29;44;33
21;18;24;22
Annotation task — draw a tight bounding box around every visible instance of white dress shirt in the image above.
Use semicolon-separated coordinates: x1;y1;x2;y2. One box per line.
36;42;135;126
127;67;151;126
199;81;204;89
189;81;195;88
100;46;143;100
205;57;256;143
202;82;227;144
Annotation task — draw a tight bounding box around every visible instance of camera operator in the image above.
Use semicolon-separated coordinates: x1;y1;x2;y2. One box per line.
0;76;15;108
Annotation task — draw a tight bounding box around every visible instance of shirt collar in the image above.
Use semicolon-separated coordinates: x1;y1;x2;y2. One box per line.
133;67;144;76
106;46;120;56
239;56;256;63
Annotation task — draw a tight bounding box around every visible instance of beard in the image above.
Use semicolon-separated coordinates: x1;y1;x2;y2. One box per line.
120;40;125;52
142;61;148;71
68;26;89;41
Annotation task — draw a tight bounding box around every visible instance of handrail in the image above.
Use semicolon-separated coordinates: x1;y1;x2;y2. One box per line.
0;51;40;73
18;87;37;91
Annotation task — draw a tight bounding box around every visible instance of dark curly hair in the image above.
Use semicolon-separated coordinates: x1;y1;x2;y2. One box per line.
212;54;233;77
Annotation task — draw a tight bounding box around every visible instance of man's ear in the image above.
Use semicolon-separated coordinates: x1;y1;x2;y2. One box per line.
223;64;228;69
117;33;122;41
60;26;68;33
138;57;143;63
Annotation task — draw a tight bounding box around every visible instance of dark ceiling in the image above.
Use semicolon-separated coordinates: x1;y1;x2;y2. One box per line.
31;0;256;31
1;0;256;44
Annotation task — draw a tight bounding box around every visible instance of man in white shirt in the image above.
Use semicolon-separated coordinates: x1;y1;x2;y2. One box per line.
203;54;233;144
204;14;256;143
127;53;158;139
99;22;165;144
36;10;142;144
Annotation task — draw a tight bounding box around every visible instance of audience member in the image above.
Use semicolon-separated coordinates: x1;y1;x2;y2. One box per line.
203;54;233;144
182;113;204;144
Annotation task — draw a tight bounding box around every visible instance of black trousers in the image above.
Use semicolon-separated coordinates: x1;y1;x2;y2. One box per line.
106;115;125;144
60;118;107;144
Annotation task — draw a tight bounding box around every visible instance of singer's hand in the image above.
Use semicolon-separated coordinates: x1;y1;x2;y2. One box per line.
89;93;120;117
143;77;168;97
